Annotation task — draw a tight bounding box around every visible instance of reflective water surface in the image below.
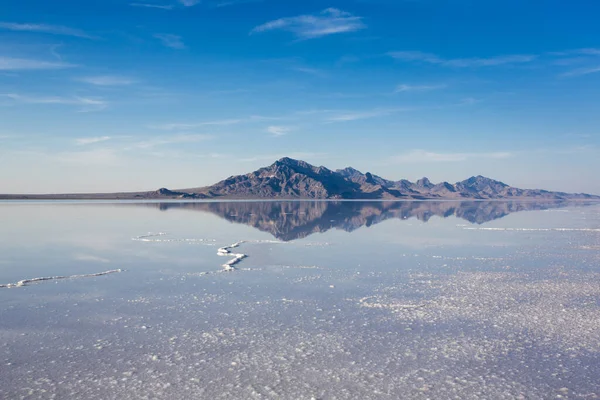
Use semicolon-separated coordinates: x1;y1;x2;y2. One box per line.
1;201;599;399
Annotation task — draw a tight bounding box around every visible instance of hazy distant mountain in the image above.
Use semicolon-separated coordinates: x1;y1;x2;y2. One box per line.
180;157;597;201
1;157;598;200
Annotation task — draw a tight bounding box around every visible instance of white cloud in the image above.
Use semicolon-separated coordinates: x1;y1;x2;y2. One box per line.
77;75;136;86
0;57;76;71
267;126;293;137
154;34;186;49
130;3;174;9
251;8;366;40
2;93;107;112
0;22;95;39
76;136;112;145
391;149;513;163
395;83;446;93
388;51;536;67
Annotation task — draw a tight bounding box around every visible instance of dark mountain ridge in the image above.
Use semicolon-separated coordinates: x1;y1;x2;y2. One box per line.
180;157;596;201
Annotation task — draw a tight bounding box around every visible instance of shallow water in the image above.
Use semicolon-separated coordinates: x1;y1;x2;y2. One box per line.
1;200;599;399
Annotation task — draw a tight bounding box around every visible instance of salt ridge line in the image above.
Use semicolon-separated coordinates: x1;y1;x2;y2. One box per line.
133;233;312;274
463;227;600;232
0;269;123;289
213;240;288;273
134;233;168;240
217;242;248;271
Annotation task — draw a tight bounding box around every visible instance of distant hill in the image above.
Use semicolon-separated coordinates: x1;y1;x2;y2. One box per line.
1;157;598;200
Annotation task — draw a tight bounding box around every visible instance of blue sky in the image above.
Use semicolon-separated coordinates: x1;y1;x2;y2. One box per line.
1;0;599;194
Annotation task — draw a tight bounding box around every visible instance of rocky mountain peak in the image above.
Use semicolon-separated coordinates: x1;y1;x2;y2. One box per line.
416;177;434;189
337;167;363;178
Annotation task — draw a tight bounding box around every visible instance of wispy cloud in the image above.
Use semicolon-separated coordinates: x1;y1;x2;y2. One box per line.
391;149;513;163
292;66;327;77
388;51;536;67
154;34;186;49
239;152;327;163
395;83;446;93
76;136;112;145
179;0;201;6
152;119;242;130
0;22;96;39
133;134;213;149
326;107;410;122
211;0;262;7
251;8;366;40
549;48;600;57
267;126;293;137
0;57;76;71
561;66;600;77
130;2;174;9
2;93;107;112
56;148;119;166
77;75;136;86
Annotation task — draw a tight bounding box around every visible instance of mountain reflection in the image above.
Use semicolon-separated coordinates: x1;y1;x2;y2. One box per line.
132;200;590;241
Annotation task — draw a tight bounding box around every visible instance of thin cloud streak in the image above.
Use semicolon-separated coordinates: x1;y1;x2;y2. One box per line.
133;134;214;149
267;126;293;137
179;0;201;6
152;115;278;130
561;65;600;77
154;34;186;49
130;3;174;9
326;107;410;122
239;152;327;163
395;84;447;93
0;57;76;71
251;8;366;40
211;0;263;7
152;119;242;130
391;149;513;163
76;136;112;145
0;22;96;39
55;148;120;166
77;75;137;86
388;51;537;67
2;93;107;112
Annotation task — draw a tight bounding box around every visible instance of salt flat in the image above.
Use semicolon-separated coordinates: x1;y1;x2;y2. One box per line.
1;201;599;399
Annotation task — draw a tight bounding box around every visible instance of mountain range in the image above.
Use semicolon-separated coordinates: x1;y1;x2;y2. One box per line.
1;157;598;200
179;157;597;200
